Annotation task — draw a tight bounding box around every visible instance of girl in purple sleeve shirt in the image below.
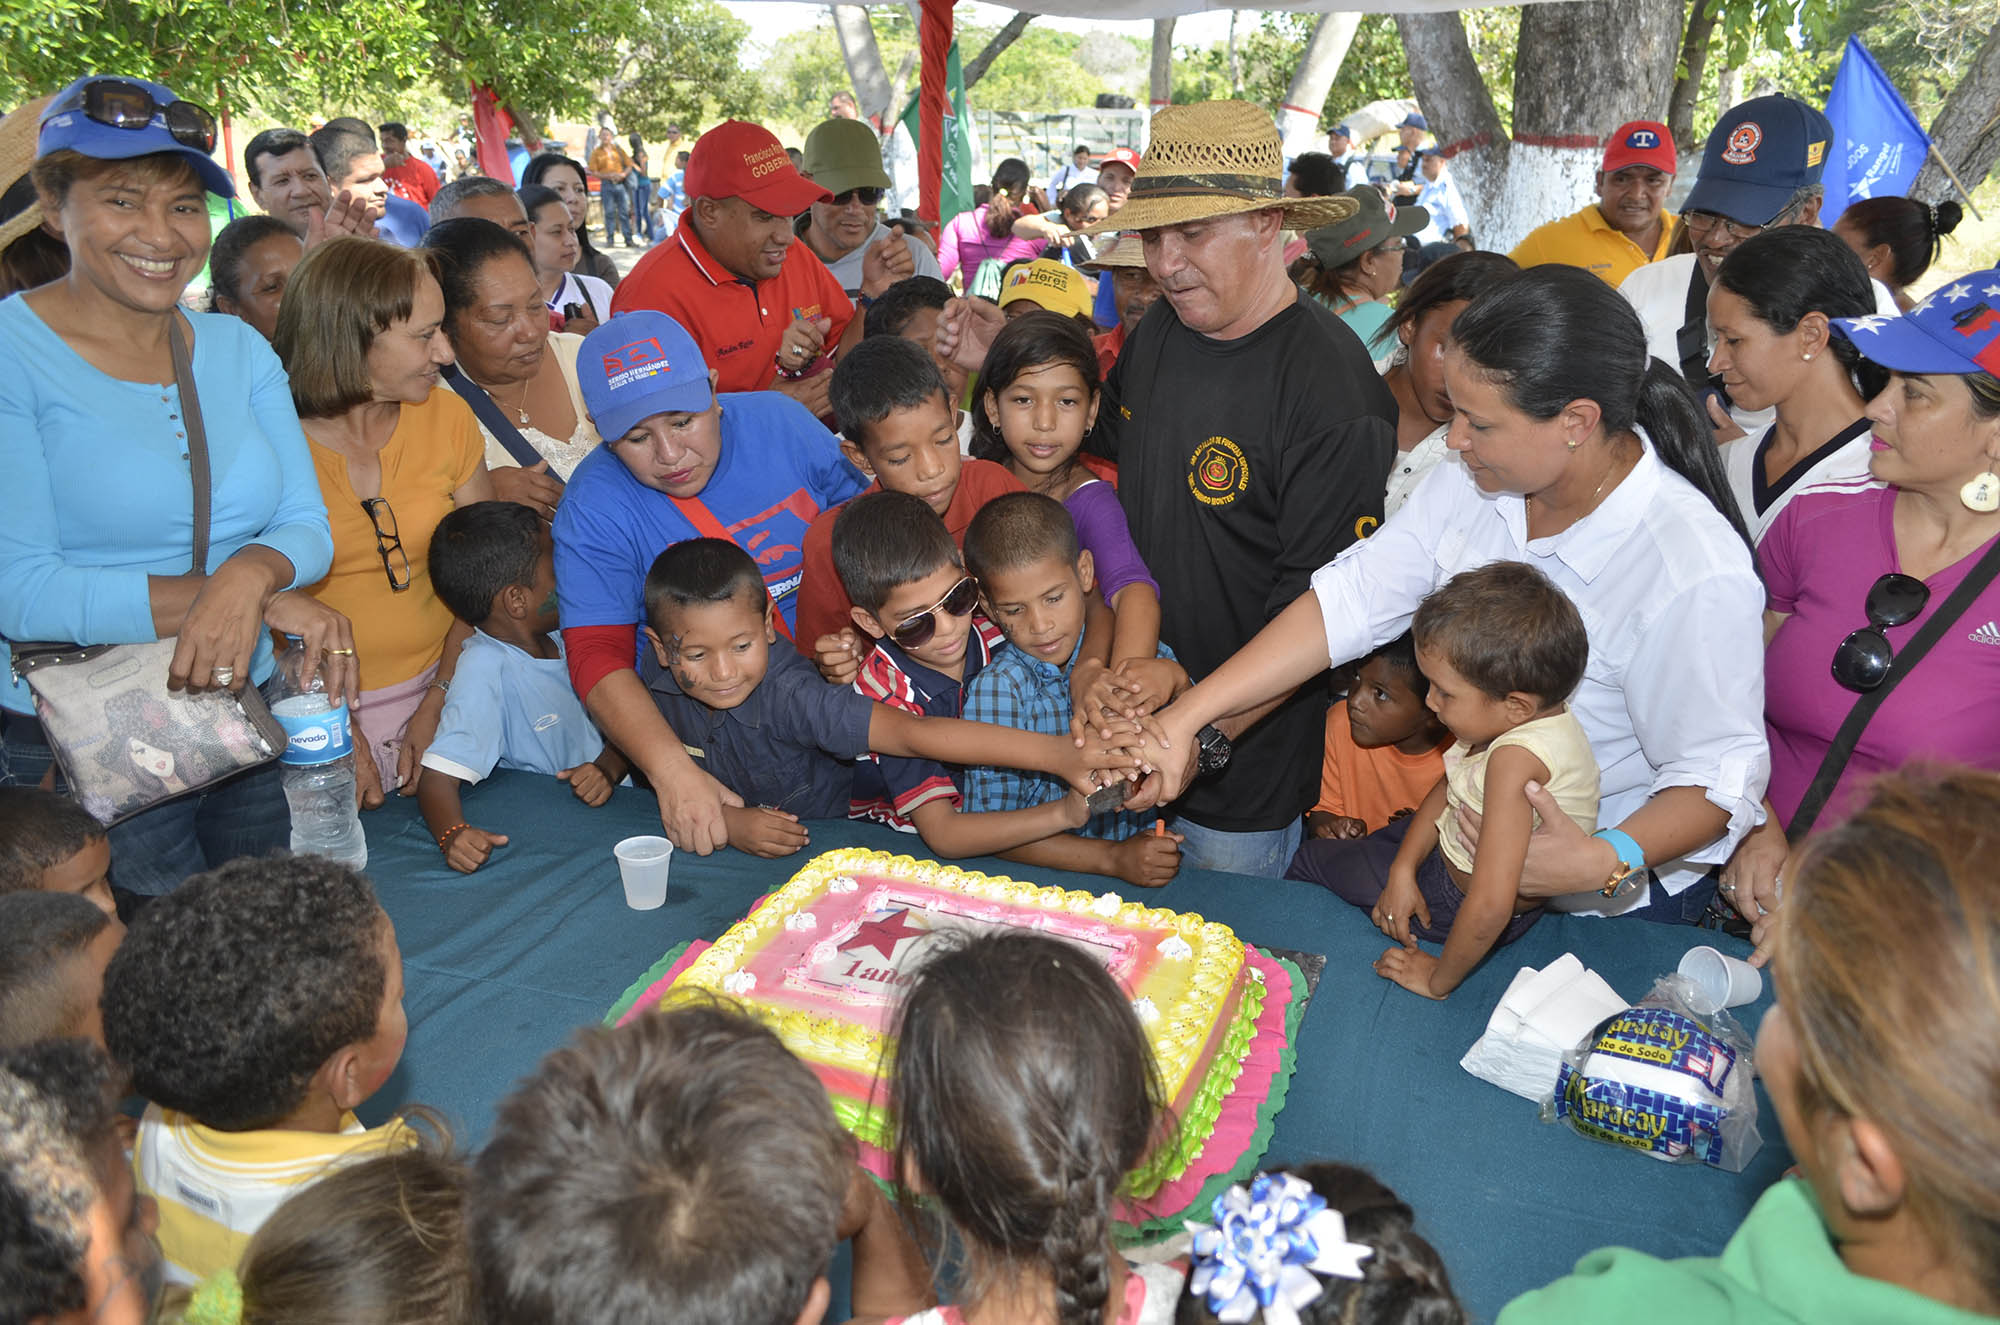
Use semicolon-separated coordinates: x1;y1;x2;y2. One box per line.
969;312;1178;713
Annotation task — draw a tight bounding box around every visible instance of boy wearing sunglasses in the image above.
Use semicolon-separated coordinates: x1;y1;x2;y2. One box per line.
639;538;1147;858
795;336;1023;673
797;116;942;298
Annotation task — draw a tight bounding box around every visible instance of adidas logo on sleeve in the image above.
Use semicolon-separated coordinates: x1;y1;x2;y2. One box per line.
1971;621;2000;646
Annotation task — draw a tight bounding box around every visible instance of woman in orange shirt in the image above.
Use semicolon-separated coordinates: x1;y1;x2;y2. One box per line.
274;239;494;800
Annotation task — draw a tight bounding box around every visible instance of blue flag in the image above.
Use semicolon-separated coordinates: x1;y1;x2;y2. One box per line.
1822;35;1930;227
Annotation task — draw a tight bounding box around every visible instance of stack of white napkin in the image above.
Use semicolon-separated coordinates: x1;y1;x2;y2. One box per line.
1460;953;1627;1101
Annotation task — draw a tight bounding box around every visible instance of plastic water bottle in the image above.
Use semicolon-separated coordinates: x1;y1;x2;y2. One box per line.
271;640;367;870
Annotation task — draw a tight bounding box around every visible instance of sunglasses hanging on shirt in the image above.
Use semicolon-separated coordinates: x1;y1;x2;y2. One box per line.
1831;572;1929;692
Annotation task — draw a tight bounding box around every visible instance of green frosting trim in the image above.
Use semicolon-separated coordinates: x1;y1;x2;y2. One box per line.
1123;969;1268;1198
1115;952;1308;1246
603;941;696;1026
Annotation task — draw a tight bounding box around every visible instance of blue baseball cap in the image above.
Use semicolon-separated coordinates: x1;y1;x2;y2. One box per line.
37;76;235;198
1399;112;1428;132
1683;94;1831;227
1331;123;1355;139
577;312;714;440
1833;271;2000;378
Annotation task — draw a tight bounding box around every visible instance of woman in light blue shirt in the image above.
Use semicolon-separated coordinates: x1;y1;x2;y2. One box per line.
0;76;348;896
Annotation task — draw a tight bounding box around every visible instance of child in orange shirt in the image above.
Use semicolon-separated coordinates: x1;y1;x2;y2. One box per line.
1305;635;1450;841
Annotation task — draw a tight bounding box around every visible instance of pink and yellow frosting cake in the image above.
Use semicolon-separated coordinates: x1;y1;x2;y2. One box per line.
647;848;1268;1199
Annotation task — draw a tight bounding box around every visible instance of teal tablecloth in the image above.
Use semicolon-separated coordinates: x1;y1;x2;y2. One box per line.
358;771;1789;1321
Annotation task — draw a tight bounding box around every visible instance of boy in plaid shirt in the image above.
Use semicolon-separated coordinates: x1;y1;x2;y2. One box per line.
837;492;1124;859
961;493;1188;886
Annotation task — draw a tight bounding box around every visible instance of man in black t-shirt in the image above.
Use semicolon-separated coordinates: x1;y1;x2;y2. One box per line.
1084;101;1397;878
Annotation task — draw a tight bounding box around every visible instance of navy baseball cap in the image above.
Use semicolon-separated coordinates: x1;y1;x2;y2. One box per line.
578;313;714;439
37;76;235;198
1399;112;1428;131
1683;94;1831;226
1833;271;2000;378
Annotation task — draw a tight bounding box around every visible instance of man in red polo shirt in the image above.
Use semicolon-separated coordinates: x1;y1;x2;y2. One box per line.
611;120;857;416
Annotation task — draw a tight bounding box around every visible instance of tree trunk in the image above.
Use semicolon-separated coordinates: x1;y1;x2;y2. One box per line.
1150;17;1176;109
1913;18;2000;200
1228;10;1243;95
964;11;1035;89
1400;0;1678;251
830;4;893;124
1396;11;1508;230
1715;64;1741;115
1274;13;1362;156
1667;0;1722;152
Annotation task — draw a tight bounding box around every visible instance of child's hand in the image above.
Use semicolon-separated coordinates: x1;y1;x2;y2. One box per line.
726;806;811;858
442;825;507;874
1113;826;1184;887
1060;732;1146;799
1068;657;1126;742
1306;810;1367;840
1374;940;1446;1000
560;761;614;807
813;628;865;687
1371;871;1429;945
1109;657;1189;716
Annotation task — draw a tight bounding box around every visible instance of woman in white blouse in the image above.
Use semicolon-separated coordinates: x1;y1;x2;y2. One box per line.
1139;266;1768;917
422;217;602;505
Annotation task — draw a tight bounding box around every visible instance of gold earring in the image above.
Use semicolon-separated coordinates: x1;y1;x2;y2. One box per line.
1566;439;1580;452
1962;469;2000;513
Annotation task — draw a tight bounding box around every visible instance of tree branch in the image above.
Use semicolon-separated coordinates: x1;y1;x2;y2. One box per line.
965;11;1035;89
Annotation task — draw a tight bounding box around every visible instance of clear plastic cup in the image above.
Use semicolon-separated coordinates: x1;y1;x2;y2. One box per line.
1679;945;1763;1013
614;835;674;910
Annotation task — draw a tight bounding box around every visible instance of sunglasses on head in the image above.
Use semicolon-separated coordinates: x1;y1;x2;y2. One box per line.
832;186;886;208
1831;572;1929;691
57;78;218;155
890;576;979;650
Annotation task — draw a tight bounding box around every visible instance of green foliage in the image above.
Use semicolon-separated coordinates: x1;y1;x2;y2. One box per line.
0;0;749;136
605;0;759;140
757;16;911;135
960;24;1103;112
1166;12;1423;123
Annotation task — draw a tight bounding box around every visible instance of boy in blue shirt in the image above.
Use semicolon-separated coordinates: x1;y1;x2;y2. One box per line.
640;538;1145;858
419;501;627;872
962;493;1189;886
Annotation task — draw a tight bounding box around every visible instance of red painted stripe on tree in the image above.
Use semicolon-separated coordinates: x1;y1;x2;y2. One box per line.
1511;132;1608;150
1279;102;1319;118
1434;132;1495;159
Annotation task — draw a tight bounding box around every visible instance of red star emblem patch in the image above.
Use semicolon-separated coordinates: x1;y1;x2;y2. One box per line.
837;909;927;961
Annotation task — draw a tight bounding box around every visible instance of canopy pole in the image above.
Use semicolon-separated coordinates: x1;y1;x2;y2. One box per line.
918;0;953;223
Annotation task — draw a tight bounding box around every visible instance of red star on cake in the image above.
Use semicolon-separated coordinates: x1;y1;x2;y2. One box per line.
838;909;927;961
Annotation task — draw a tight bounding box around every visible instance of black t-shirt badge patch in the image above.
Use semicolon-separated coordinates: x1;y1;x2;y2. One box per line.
1188;436;1250;507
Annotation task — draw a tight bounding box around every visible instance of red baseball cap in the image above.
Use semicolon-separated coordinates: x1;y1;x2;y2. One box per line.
1096;146;1141;173
1602;121;1676;175
685;120;830;214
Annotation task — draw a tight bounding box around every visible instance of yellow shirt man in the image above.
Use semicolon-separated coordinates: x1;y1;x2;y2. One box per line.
590;137;633;182
1511;120;1678;288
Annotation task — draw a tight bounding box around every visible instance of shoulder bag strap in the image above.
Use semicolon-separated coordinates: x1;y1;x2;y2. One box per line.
1675;260;1719;394
167;315;212;574
1787;534;2000;839
443;364;548;469
668;494;796;642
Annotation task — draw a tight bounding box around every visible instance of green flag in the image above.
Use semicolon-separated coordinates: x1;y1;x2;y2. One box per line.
899;40;974;226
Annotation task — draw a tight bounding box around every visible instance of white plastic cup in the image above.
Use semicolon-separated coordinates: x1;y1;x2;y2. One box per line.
614;836;674;910
1679;945;1763;1013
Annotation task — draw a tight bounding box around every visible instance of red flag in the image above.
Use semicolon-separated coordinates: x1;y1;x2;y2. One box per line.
917;0;953;223
471;84;516;185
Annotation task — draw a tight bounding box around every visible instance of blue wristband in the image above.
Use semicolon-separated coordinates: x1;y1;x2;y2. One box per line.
1593;827;1645;872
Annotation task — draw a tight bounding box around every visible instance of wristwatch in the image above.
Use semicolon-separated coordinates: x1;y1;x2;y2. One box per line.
1594;827;1646;900
1194;723;1232;775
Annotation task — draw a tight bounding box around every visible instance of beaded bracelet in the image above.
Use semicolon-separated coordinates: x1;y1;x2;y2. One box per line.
436;823;472;851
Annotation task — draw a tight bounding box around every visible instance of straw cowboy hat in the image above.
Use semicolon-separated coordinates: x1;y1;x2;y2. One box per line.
1080;232;1147;272
0;96;53;252
1082;101;1357;236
